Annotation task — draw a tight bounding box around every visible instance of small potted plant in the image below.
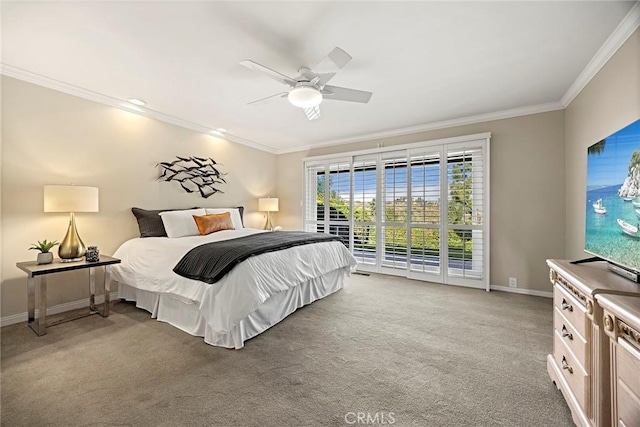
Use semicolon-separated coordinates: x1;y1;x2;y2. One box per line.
29;240;59;265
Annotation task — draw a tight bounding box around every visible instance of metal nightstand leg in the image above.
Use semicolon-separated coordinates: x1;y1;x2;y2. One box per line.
27;277;35;322
89;267;96;312
89;266;109;318
28;276;47;336
104;269;111;317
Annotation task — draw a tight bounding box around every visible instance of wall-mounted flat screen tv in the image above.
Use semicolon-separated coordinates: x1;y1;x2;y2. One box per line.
585;119;640;275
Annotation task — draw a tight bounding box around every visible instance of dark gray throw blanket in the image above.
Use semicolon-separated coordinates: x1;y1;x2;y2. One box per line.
173;231;342;284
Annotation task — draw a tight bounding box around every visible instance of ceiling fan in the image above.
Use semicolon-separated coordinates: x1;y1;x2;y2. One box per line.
240;47;372;120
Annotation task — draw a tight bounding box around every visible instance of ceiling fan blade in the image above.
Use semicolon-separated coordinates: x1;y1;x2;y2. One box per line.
304;105;320;120
247;92;288;106
240;60;297;87
313;47;352;74
316;72;337;87
322;85;372;103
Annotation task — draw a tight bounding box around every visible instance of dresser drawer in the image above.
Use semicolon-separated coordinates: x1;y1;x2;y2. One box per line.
554;283;588;339
554;306;588;371
616;339;640;427
554;330;589;410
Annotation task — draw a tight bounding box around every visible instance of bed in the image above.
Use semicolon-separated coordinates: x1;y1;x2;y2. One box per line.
108;207;357;349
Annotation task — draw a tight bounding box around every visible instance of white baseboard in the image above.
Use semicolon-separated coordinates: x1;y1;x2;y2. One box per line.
490;285;552;298
362;271;553;298
0;291;120;327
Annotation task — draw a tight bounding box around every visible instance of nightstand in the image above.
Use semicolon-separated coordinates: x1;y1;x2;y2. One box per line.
16;255;121;336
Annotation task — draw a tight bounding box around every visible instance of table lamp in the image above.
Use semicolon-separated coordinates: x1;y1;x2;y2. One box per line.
44;185;99;262
258;197;279;231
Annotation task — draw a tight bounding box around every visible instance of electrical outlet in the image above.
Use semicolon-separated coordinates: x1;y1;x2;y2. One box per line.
509;277;518;288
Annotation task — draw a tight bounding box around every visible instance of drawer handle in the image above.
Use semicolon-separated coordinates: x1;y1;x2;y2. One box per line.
561;325;573;341
561;299;573;312
561;356;573;374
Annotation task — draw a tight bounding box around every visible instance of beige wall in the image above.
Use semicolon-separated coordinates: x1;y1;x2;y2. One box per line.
565;28;640;259
1;77;277;318
277;111;567;293
2;28;636;319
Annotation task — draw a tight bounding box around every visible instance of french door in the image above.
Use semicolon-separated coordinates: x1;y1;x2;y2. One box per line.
304;134;489;290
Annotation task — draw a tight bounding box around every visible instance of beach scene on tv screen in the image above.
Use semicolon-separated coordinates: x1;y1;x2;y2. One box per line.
585;119;640;270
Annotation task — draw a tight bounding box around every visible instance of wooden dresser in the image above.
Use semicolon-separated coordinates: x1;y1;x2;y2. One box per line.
546;260;640;427
597;294;640;427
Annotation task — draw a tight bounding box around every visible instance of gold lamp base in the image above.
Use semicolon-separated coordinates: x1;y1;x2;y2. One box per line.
263;212;274;231
58;212;87;262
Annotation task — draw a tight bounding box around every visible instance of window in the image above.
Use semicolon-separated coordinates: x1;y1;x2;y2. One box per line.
303;133;490;290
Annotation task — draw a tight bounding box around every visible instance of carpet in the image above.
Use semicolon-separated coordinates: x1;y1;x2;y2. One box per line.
1;273;573;426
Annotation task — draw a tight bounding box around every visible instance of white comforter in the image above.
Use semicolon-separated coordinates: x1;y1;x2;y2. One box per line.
109;229;356;334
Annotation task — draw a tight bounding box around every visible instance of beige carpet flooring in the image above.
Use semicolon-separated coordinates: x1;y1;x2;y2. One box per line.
1;273;573;426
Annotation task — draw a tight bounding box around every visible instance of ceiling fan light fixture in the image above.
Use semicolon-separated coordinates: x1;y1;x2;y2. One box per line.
288;86;322;108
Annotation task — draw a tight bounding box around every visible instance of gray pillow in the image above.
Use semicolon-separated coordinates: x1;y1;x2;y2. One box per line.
236;206;245;226
132;206;245;238
132;207;189;238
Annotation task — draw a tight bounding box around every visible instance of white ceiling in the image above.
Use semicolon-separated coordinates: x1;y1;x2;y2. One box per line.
2;1;637;153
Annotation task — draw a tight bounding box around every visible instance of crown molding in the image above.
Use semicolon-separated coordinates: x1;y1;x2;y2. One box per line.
4;0;637;158
275;101;564;155
0;64;277;154
277;1;638;155
560;1;640;108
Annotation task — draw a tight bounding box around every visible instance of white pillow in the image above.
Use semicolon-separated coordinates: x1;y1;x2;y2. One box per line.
205;208;244;229
159;208;206;238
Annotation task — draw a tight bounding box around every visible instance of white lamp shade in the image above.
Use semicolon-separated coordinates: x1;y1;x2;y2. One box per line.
44;185;99;213
288;87;323;108
259;197;279;212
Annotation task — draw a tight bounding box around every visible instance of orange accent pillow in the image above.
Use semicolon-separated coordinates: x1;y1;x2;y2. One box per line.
193;212;235;235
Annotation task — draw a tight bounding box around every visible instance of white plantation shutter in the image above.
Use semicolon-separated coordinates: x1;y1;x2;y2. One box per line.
446;142;486;286
380;151;409;273
408;148;443;280
328;161;351;248
303;159;351;246
352;156;377;268
303;134;489;290
304;163;325;233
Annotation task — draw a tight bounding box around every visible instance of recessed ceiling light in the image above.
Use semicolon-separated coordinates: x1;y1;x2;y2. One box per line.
128;98;146;106
215;128;227;133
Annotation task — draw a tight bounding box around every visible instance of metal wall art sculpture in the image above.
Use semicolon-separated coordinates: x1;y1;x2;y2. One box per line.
157;156;226;198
